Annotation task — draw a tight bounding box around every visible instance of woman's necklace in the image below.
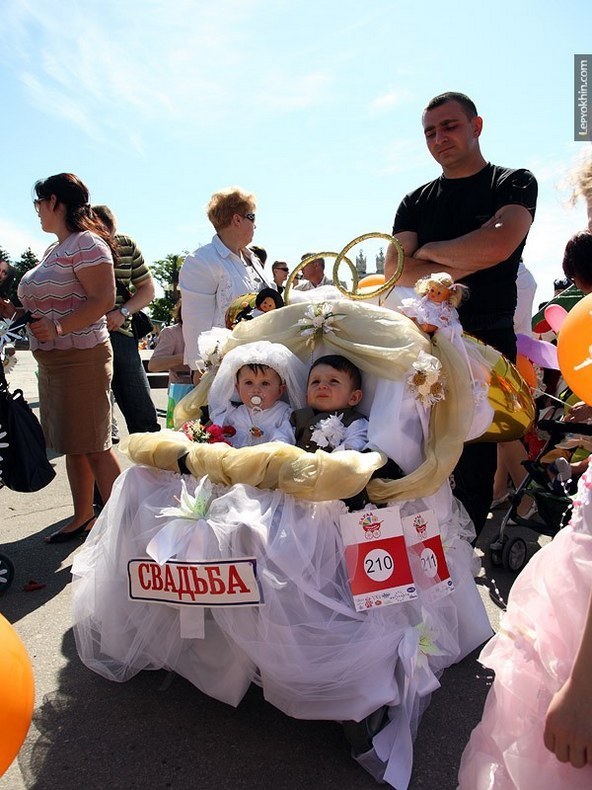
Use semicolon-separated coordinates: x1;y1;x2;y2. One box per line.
248;395;264;439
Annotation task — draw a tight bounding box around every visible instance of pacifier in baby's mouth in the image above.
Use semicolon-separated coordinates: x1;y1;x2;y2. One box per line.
250;395;262;407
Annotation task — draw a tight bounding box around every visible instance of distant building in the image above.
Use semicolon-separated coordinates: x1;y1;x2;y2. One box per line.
375;248;385;274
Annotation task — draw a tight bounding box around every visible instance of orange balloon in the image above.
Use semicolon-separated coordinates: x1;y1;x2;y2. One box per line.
557;292;592;404
0;614;34;777
515;353;537;389
358;273;385;289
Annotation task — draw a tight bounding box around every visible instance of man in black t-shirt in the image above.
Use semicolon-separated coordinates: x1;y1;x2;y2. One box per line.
385;91;538;535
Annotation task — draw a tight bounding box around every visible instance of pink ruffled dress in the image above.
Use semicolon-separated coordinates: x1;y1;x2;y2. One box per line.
458;463;592;789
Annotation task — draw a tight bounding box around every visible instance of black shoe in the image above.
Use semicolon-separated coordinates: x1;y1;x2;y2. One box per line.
341;705;390;755
45;515;95;544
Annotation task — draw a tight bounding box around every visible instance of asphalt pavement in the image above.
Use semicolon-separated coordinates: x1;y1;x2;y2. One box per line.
0;350;539;790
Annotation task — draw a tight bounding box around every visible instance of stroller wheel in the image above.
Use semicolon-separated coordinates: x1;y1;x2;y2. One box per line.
502;537;528;573
490;548;503;566
0;553;15;594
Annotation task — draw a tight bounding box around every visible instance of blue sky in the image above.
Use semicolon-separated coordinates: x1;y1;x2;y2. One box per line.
0;0;590;303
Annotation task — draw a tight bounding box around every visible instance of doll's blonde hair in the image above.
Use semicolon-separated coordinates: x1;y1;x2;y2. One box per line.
414;272;468;308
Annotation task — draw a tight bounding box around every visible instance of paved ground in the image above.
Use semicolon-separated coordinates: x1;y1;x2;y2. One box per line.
0;351;540;790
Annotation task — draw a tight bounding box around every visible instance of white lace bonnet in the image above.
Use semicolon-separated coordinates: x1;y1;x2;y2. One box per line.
207;340;308;415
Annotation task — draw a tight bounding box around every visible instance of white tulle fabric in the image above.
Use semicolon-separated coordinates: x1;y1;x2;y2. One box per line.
458;465;592;789
71;298;495;790
72;468;491;790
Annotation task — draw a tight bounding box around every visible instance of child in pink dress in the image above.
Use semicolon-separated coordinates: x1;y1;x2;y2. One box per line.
458;462;592;788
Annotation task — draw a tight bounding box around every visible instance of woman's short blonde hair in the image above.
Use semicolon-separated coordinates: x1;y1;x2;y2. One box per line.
206;187;256;231
415;272;468;308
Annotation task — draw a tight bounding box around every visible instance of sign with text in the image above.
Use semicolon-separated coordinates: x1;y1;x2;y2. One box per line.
574;55;591;141
402;509;453;600
340;506;417;612
128;557;263;607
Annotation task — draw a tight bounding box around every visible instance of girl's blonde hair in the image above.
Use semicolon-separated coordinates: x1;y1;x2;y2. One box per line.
414;272;468;308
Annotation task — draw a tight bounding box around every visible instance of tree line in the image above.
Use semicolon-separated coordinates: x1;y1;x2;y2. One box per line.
1;246;184;326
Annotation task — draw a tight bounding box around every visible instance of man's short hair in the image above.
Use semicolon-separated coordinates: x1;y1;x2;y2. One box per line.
424;92;478;119
301;253;325;269
93;204;117;233
309;354;362;391
206;187;256;231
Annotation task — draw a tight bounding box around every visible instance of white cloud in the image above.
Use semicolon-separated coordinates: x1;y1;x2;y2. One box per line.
258;72;332;110
381;137;429;175
369;88;411;113
523;197;588;305
0;0;334;148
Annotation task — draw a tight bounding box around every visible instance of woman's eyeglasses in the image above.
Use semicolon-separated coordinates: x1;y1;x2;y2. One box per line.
33;198;48;214
243;212;256;222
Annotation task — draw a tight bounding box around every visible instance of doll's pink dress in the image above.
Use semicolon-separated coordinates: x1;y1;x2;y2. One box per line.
458;463;592;789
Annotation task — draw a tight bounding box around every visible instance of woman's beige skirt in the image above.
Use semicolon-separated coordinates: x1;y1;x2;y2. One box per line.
34;342;113;455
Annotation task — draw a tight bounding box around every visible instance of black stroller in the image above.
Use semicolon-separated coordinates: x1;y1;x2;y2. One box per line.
490;419;592;572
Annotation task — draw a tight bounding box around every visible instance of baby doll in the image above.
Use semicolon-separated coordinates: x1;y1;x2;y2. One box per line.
255;288;284;314
291;354;368;452
400;272;468;335
208;341;307;448
291;354;403;510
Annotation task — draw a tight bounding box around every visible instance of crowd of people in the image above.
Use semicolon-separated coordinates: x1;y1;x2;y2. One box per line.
2;89;592;788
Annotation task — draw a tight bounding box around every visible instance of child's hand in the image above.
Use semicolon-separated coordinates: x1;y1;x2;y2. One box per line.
565;402;592;424
544;676;592;768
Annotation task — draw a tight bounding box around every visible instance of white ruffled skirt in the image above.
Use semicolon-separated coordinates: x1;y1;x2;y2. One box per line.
72;465;491;789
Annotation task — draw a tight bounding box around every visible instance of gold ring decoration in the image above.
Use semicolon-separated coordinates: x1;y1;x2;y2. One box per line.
283;252;356;304
332;233;404;302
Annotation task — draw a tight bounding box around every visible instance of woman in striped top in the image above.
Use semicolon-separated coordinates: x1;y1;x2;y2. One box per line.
18;173;122;543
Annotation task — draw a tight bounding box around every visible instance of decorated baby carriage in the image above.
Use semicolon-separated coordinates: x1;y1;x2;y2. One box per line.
71;237;534;789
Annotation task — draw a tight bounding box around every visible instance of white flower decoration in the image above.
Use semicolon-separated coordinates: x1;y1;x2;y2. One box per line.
0;316;25;351
157;478;211;521
407;351;447;408
310;413;347;449
196;327;232;373
297;302;345;348
414;618;446;669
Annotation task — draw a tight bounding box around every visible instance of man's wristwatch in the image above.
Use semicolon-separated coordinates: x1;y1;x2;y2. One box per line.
119;306;131;318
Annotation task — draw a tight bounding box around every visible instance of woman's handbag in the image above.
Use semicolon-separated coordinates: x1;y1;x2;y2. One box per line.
0;366;56;492
130;310;153;342
115;281;153;342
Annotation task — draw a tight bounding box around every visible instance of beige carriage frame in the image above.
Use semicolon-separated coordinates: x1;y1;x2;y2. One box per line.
127;293;533;507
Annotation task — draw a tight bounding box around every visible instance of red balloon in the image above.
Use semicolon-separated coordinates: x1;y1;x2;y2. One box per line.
557;293;592;404
0;614;34;777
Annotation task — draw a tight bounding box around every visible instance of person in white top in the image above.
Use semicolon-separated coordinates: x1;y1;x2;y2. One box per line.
179;187;272;381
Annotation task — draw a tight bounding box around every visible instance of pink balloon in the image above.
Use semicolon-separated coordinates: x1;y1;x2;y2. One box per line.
544;303;568;333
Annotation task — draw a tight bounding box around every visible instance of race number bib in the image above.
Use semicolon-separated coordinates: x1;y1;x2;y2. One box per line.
402;509;453;599
340;506;417;612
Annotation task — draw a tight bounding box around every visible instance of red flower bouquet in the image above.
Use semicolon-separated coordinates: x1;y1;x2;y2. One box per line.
181;421;236;445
